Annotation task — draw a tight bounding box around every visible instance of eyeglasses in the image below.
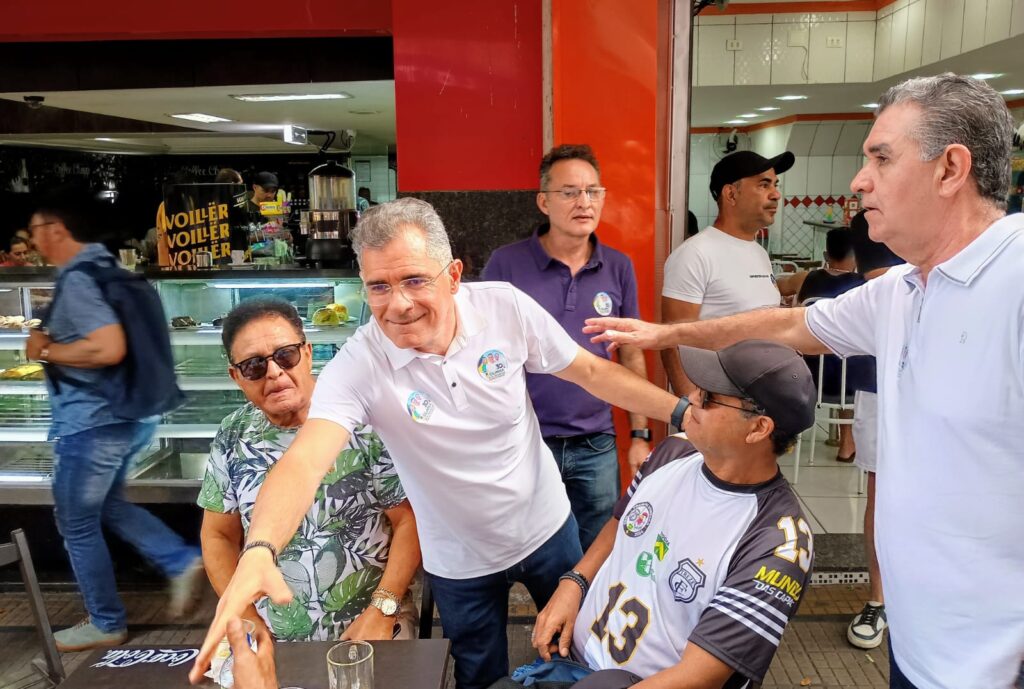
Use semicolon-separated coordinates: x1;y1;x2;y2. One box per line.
700;389;763;415
231;341;305;381
362;261;452;306
542;187;607;202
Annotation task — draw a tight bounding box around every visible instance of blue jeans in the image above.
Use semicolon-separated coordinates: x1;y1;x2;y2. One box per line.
52;420;200;632
427;514;584;689
544;433;619;552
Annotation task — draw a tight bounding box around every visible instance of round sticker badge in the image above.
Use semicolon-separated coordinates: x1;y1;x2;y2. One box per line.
406;391;435;423
477;349;508;382
593;292;613;316
622;501;654;538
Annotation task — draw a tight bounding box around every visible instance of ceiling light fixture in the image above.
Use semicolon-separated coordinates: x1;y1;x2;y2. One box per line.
1000;88;1024;95
738;113;758;118
94;137;115;142
756;106;780;112
970;73;1003;80
724;119;746;125
775;95;808;101
230;93;352;102
170;113;232;123
861;103;880;108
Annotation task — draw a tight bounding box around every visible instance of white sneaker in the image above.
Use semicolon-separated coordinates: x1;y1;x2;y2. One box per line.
847;601;887;649
168;556;205;619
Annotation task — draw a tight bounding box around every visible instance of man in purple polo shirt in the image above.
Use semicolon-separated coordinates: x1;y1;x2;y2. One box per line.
482;144;650;551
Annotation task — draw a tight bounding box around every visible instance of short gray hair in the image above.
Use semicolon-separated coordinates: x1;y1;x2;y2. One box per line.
350;197;453;265
876;73;1014;208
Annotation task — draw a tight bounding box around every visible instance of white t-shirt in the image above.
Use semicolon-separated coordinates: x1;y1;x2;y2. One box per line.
662;226;780;320
805;214;1024;689
309;282;577;579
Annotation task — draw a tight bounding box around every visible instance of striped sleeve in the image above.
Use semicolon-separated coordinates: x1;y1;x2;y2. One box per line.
612;436;698;519
688;485;812;683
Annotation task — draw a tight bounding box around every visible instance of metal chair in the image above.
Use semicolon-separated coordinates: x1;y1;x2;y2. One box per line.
0;529;64;686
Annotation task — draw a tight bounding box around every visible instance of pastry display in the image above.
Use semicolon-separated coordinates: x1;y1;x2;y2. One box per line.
0;316;42;329
0;363;44;380
170;316;198;328
327;303;349;321
312;307;341;326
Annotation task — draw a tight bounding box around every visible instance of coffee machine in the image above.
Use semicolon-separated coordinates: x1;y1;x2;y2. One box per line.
305;160;358;267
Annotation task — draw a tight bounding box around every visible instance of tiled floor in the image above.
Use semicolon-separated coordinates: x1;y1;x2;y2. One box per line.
776;413;869;536
0;584;887;689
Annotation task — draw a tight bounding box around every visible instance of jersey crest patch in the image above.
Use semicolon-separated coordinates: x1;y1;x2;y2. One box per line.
654;533;670;561
635;551;654;578
669;558;706;603
622;501;653;538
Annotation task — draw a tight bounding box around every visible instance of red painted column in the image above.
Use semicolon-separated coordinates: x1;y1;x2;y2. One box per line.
551;0;667;488
391;0;544;191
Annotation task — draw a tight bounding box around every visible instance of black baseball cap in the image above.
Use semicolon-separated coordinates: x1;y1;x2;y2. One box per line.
254;171;279;190
678;339;816;436
710;150;795;201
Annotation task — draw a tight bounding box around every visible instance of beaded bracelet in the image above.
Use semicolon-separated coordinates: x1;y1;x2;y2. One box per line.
558;569;590;599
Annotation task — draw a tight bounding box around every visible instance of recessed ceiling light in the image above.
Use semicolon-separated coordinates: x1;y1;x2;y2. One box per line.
94;137;115;142
738;114;759;119
170;113;232;123
756;106;780;111
230;93;352;102
724;120;746;125
775;95;808;101
861;103;880;108
970;72;1003;80
1000;88;1024;95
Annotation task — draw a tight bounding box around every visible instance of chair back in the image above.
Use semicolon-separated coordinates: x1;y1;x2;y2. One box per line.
1;529;64;685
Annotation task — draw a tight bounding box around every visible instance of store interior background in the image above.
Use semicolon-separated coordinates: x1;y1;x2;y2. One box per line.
0;0;1023;578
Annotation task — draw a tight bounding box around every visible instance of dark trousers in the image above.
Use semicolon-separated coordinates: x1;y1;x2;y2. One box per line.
427;515;583;689
888;640;921;689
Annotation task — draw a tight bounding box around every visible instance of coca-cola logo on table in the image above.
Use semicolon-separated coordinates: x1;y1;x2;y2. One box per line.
91;648;199;669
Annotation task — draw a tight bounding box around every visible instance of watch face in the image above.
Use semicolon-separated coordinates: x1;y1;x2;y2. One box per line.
375;596;399;616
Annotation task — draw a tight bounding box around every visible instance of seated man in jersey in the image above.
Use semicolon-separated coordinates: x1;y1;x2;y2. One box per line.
530;340;817;689
198;299;420;644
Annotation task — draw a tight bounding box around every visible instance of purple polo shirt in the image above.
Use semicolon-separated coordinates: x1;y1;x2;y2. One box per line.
482;224;641;437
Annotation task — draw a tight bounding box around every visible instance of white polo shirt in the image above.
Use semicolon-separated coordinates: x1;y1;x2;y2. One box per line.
308;282;577;579
805;213;1024;689
662;226;781;320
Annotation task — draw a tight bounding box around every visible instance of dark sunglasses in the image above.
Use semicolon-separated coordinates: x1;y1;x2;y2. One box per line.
700;389;763;415
231;341;305;381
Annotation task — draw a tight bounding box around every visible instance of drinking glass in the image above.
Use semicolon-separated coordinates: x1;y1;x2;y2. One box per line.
326;640;374;689
118;248;137;269
215;618;257;688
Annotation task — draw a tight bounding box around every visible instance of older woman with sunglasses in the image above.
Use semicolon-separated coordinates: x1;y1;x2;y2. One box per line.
197;298;421;647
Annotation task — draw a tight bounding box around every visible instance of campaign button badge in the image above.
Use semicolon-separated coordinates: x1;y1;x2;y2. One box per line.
593;291;613;316
477;349;508;382
406;391;436;423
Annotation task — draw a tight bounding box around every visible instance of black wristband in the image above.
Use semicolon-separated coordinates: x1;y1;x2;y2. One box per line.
670;396;690;429
630;429;651;441
559;569;590;599
240;540;279;567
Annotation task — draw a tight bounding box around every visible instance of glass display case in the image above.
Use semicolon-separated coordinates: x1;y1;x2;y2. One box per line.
0;267;365;504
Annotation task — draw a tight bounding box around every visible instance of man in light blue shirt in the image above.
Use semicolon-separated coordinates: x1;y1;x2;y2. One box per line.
26;189;202;652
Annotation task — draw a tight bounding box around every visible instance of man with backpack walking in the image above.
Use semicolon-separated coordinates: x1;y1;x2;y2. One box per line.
26;188;203;651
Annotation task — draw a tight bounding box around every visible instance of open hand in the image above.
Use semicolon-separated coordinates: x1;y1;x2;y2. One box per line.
189;550;292;684
531;580;583;662
583;318;670;353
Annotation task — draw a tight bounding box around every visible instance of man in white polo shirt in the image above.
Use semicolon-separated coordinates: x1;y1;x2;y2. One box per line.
583;73;1024;689
189;198;683;689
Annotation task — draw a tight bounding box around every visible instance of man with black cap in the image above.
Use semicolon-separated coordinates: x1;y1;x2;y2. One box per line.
529;340;815;689
245;171;279;224
660;150;799;396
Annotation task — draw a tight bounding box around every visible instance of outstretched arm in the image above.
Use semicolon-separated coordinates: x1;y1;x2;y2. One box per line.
584;307;828;356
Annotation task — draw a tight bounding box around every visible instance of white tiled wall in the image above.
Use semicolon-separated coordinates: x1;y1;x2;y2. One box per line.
693;0;1024;87
350;156;395;203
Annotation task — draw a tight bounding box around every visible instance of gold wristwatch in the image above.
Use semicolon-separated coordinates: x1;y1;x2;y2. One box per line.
369;588;400;617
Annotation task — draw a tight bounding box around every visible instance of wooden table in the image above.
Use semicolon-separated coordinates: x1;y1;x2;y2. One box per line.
58;639;451;689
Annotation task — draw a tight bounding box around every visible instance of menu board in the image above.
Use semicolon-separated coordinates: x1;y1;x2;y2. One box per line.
156;183;248;268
